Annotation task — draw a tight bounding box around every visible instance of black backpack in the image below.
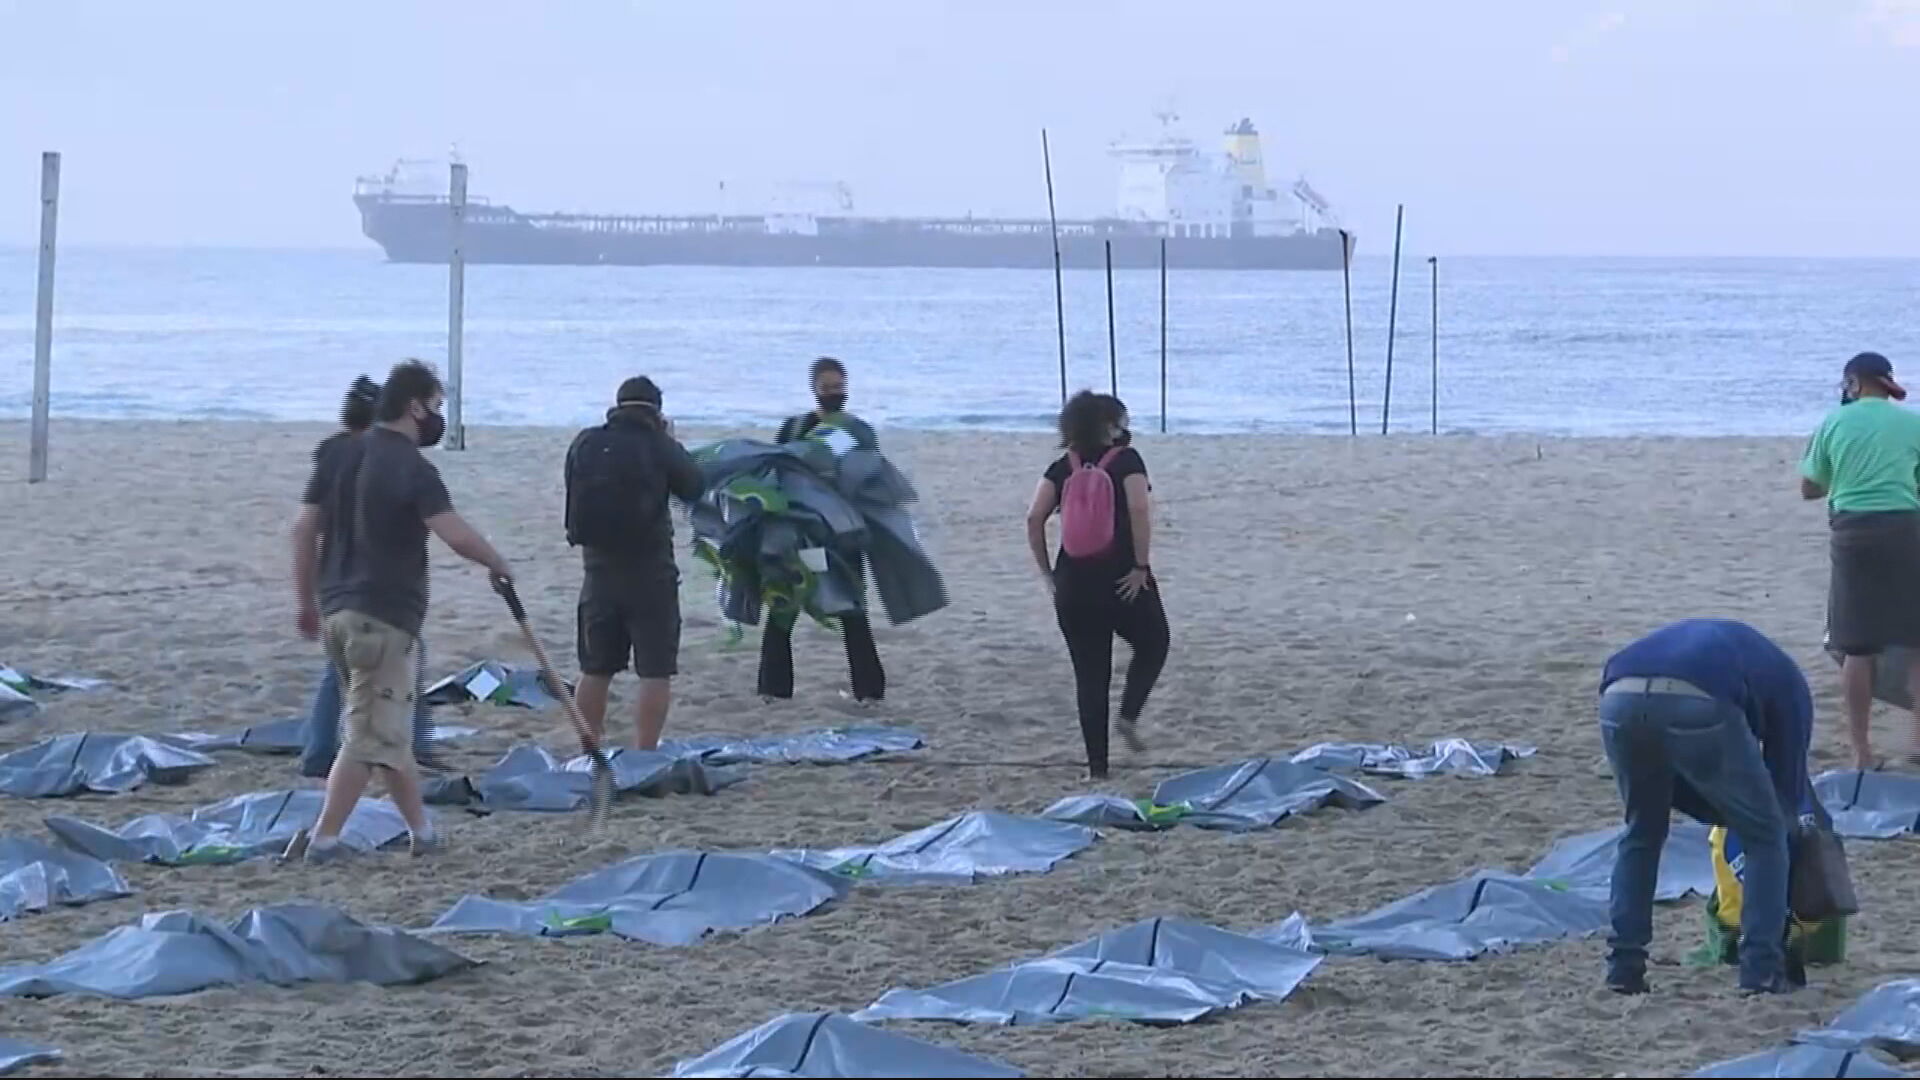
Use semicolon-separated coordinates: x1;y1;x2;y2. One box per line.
565;424;657;550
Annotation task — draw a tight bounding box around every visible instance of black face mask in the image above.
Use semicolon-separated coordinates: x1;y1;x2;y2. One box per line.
1115;427;1133;447
417;409;447;448
817;393;847;415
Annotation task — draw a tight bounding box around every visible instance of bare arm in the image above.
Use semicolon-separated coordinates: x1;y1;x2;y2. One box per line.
291;504;323;607
1124;473;1153;567
1025;479;1058;578
425;511;511;578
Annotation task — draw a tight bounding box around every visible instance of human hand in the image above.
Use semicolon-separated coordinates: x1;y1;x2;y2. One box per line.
1116;567;1154;603
297;603;321;641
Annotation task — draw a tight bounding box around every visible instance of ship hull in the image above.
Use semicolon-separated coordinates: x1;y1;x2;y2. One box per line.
354;195;1352;271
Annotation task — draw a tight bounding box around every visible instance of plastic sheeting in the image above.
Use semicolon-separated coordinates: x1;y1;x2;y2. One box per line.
1800;979;1920;1060
671;1012;1024;1078
0;1038;60;1076
659;725;924;766
855;917;1320;1026
1691;1045;1904;1078
45;789;411;866
422;744;741;813
1288;739;1537;779
0;666;101;722
1045;759;1386;832
0;903;475;999
1297;871;1611;961
162;717;477;756
0;734;215;798
1524;822;1716;901
423;661;567;710
428;851;846;947
0;837;131;920
1814;770;1920;840
769;811;1095;884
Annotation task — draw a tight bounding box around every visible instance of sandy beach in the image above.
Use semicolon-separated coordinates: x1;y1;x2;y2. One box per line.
3;418;1917;1078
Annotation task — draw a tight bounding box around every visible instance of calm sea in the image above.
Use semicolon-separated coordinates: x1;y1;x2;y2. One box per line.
1;248;1915;436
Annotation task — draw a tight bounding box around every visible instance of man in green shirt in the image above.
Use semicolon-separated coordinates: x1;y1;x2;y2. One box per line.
1800;351;1920;768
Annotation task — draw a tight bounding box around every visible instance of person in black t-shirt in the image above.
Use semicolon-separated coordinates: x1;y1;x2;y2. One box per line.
763;356;886;704
1025;391;1169;780
288;360;512;864
565;376;705;751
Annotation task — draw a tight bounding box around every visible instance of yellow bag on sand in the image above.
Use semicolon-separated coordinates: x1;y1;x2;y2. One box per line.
1706;825;1846;965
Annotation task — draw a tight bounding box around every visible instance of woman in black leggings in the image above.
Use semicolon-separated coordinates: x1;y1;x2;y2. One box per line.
1024;391;1170;779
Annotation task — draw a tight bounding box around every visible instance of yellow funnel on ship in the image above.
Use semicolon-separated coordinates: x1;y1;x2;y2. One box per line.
1224;118;1267;192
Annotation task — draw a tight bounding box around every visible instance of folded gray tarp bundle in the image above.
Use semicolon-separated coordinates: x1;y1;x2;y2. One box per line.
0;666;101;722
689;437;948;629
1288;738;1537;778
853;917;1321;1025
0;734;216;798
45;789;411;865
0;1038;60;1076
671;1012;1024;1078
423;744;741;813
0;902;475;999
1814;769;1920;840
1294;871;1611;961
1691;978;1920;1076
429;851;847;946
1043;758;1386;832
769;811;1095;884
161;717;476;755
1524;822;1715;901
660;725;925;766
0;837;131;920
423;660;567;710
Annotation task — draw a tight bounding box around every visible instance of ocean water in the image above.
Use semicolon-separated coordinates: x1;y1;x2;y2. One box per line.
0;248;1915;437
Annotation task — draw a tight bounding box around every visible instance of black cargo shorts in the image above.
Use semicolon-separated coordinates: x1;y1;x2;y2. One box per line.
577;566;681;679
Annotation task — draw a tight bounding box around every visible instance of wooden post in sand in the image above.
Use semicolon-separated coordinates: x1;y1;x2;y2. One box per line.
1339;228;1356;437
1380;204;1404;436
1159;237;1168;433
1041;129;1067;407
1104;240;1117;396
446;162;468;451
29;152;60;485
1428;255;1438;435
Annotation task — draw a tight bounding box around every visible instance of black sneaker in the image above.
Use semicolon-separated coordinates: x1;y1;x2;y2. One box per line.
1606;970;1650;995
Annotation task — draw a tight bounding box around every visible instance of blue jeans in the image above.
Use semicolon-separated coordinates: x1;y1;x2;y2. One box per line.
1600;688;1789;988
300;635;434;777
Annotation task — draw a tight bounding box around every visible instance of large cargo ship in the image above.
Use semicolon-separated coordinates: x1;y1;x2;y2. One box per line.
353;114;1352;271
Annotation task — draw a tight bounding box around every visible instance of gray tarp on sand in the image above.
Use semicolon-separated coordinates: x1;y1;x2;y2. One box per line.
689;438;947;629
1524;822;1716;901
0;734;215;797
769;811;1095;884
0;837;131;920
45;789;411;865
423;660;566;710
0;666;101;722
0;1038;60;1076
161;717;476;755
660;725;925;766
1814;770;1920;839
0;903;474;999
1043;758;1385;832
1288;738;1537;778
1691;1045;1904;1078
423;744;740;813
429;851;846;946
672;1012;1024;1078
1295;871;1611;961
1799;979;1920;1060
855;917;1320;1025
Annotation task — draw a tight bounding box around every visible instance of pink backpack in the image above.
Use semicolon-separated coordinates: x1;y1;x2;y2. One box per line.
1060;447;1124;558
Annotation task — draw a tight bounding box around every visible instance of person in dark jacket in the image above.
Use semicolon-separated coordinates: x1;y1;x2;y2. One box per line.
1597;618;1813;996
566;376;704;750
300;374;440;778
1025;390;1167;780
761;356;886;704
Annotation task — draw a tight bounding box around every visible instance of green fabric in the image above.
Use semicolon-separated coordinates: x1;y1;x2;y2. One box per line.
1801;398;1920;512
1693;891;1847;967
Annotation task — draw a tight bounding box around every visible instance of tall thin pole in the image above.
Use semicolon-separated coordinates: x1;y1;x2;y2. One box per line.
1158;237;1168;433
1104;240;1117;396
1428;255;1438;436
29;152;60;485
1381;204;1404;436
446;162;468;450
1339;228;1356;437
1042;130;1067;407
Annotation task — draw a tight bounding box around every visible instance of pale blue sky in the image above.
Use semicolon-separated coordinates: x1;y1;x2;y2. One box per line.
2;0;1916;255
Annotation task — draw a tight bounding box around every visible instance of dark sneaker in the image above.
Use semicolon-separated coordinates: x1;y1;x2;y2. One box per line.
409;831;448;857
1606;969;1650;996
